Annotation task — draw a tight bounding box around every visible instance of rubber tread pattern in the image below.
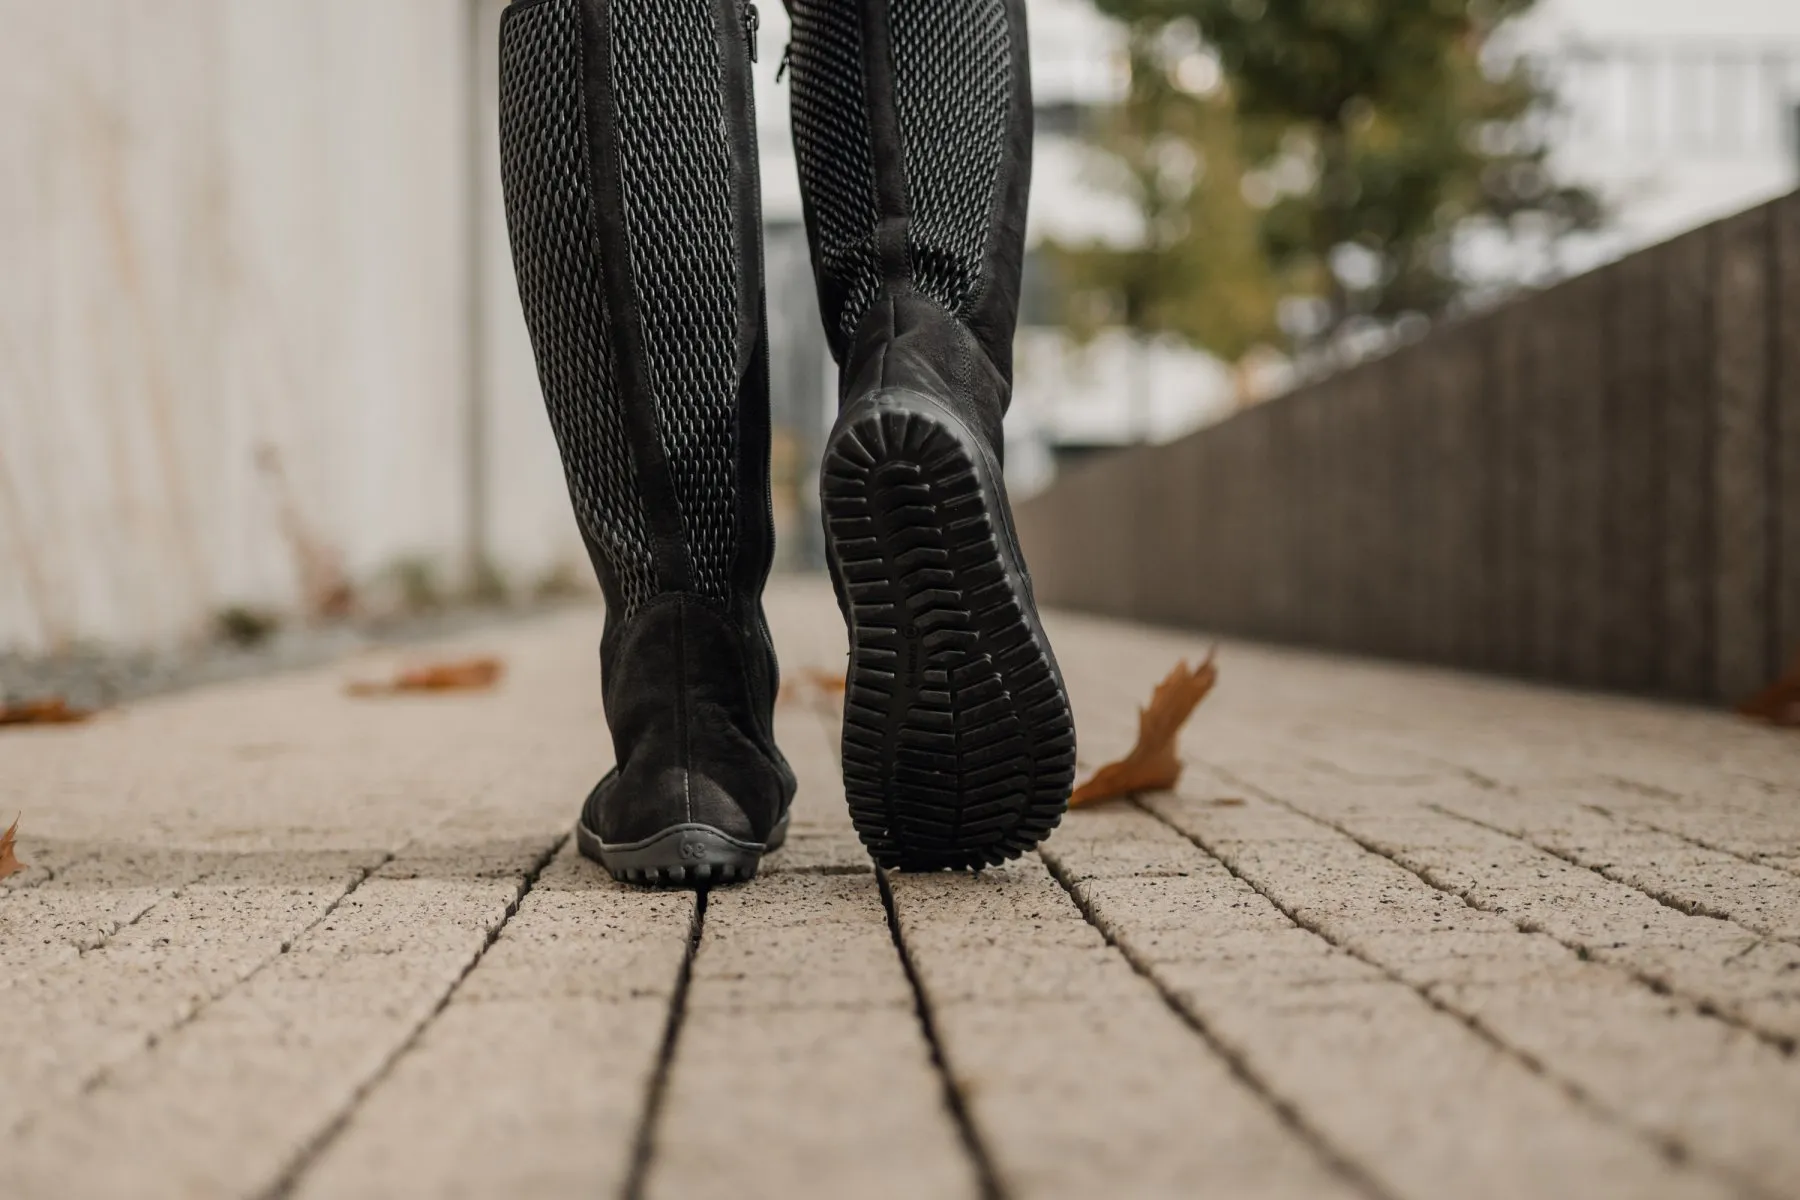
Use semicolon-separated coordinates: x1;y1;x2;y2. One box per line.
498;0;658;615
822;403;1074;870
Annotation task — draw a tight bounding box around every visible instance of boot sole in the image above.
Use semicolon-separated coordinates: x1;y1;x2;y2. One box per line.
579;813;790;886
821;391;1076;871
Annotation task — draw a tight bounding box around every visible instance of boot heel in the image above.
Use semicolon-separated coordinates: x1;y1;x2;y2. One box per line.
821;392;1076;871
580;813;791;886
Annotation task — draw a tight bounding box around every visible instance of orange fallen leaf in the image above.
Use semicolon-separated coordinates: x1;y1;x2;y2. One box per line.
347;656;505;697
1739;650;1800;727
0;816;25;882
779;667;847;705
1070;651;1219;808
0;698;96;728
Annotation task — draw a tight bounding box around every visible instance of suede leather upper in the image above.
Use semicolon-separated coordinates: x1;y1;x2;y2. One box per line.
500;0;794;850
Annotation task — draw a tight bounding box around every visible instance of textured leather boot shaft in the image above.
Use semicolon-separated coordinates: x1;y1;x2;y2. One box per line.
787;0;1033;427
498;0;793;881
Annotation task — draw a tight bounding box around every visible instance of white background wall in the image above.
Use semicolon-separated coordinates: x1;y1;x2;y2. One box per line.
0;0;578;655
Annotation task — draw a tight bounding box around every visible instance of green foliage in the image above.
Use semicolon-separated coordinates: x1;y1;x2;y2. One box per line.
1061;0;1602;357
1046;29;1282;363
213;605;282;649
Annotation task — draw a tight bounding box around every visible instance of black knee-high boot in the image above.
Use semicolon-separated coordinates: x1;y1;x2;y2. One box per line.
499;0;792;884
788;0;1076;870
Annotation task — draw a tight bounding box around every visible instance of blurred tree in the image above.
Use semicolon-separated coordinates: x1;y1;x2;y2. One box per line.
1047;29;1280;360
1045;27;1282;418
1060;0;1601;366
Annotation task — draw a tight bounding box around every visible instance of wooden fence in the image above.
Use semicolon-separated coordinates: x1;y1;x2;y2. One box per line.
1016;191;1800;704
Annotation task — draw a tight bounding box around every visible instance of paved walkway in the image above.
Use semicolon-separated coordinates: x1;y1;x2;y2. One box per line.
4;578;1800;1199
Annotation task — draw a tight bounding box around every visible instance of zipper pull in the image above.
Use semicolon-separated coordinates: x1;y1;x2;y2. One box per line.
742;2;760;62
776;42;792;82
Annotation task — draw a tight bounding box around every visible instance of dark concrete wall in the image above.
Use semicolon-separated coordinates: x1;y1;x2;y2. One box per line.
1015;191;1800;704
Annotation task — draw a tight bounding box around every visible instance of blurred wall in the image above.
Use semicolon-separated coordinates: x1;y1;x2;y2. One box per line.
1016;192;1800;705
0;0;581;655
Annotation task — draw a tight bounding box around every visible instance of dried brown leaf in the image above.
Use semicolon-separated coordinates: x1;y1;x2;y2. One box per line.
0;816;25;882
347;656;505;697
0;698;96;728
1070;651;1219;808
779;667;847;705
1739;651;1800;728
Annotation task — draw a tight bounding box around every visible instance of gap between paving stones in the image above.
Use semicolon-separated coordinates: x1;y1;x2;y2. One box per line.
876;869;1006;1200
1123;797;1780;1195
622;887;707;1200
1430;805;1780;933
1392;739;1800;876
1587;801;1800;883
22;849;401;1135
0;847;99;893
263;832;569;1200
2;845;398;1138
1209;764;1800;1060
1294;731;1800;911
807;632;1377;1199
1035;849;1394;1200
802;700;1004;1199
1041;796;1739;1200
71;863;211;956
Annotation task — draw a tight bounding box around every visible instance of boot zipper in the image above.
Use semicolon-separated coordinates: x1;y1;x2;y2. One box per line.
736;0;777;704
741;1;759;62
775;43;791;82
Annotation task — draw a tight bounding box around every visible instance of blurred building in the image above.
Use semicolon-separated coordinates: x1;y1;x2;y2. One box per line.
992;0;1800;473
3;0;1797;653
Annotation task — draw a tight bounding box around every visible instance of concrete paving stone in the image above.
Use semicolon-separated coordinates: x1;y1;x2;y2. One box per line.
651;1006;981;1200
911;939;1149;1007
291;841;690;1199
1191;980;1732;1200
682;877;914;1012
10;585;1800;1197
6;833;562;1200
1122;921;1378;976
1038;809;1207;881
1427;971;1800;1196
0;838;92;891
1202;759;1800;1042
1138;777;1800;1196
644;696;979;1198
1050;814;1735;1200
1435;787;1800;941
1069;875;1297;934
891;863;1120;946
760;826;874;873
454;852;692;1004
654;962;968;1197
0;848;216;963
701;868;886;930
0;849;384;1134
683;928;913;1011
293;997;670;1200
935;997;1366;1200
874;829;1362;1198
1348;928;1583;988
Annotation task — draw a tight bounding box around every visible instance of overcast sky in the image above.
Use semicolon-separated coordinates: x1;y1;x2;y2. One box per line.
1537;0;1800;41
